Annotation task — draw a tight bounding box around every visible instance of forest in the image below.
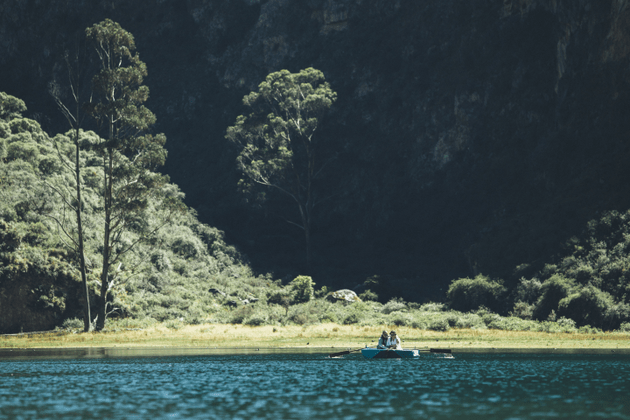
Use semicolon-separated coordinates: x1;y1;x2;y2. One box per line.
2;1;630;334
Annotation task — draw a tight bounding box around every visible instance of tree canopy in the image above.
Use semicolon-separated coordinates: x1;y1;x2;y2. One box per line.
226;68;337;268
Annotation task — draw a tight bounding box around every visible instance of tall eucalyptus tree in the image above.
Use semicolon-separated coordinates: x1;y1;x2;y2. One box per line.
226;68;337;269
86;19;179;330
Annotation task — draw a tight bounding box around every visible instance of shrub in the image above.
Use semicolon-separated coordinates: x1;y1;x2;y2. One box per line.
228;305;255;324
418;302;445;312
61;318;83;330
557;285;615;329
454;313;485;329
315;285;330;298
618;322;630;332
171;236;202;259
321;312;338;323
428;318;449;331
285;302;321;325
382;298;407;314
514;277;542;304
388;311;411;326
359;289;378;302
578;325;602;334
290;275;315;304
511;301;535;320
164;319;183;329
602;302;630;331
244;315;267;326
267;290;292;313
151;251;172;272
533;275;576;321
447;274;506;312
556;317;577;330
343;312;361;325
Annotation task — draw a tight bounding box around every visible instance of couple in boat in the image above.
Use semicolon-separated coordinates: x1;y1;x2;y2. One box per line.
376;330;401;350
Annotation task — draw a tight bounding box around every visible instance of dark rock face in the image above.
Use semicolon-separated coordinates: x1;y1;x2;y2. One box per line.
2;0;630;299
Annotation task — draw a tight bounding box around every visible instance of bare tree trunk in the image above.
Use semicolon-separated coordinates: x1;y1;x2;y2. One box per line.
74;126;91;332
50;50;93;332
96;132;114;331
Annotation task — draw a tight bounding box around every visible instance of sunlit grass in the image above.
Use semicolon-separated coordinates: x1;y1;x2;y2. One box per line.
2;323;630;350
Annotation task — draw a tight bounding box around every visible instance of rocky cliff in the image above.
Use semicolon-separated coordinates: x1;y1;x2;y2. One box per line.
2;0;630;300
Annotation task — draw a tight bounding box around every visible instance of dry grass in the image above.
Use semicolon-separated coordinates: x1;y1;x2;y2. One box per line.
2;323;630;350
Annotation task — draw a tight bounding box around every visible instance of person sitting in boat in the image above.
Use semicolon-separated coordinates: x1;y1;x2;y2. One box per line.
387;331;402;350
377;331;389;349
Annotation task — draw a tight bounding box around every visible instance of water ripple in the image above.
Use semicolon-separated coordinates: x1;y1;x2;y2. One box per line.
1;353;629;419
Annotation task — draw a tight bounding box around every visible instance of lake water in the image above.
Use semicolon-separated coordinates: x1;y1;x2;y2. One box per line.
1;350;629;419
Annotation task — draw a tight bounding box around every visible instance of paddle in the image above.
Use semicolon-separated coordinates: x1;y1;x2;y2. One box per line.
419;348;452;354
329;348;363;358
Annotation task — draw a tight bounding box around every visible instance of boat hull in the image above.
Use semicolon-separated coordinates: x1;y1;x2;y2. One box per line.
361;348;420;359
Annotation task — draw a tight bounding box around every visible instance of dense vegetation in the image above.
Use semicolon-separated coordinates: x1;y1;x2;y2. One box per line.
3;4;630;335
4;86;630;334
0;90;276;333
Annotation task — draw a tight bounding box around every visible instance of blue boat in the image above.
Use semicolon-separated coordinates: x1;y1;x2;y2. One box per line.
361;348;420;359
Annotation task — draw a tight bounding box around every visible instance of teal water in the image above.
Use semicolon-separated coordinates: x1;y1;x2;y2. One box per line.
1;352;629;419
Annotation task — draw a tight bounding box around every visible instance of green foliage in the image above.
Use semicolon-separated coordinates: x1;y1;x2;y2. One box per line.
342;312;361;325
84;20;181;330
558;286;630;330
0;91;283;333
447;274;506;313
0;92;27;121
514;277;543;304
381;298;407;314
226;68;337;265
511;301;535;320
61;318;84;330
532;274;576;321
359;289;378;302
289;275;315;304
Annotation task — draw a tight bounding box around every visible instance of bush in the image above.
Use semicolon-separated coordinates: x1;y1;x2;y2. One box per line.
556;317;577;330
618;322;630;332
447;274;506;312
578;325;602;334
533;275;576;321
61;318;83;330
418;302;445;312
557;286;615;329
382;298;407;314
243;315;267;326
511;301;535;320
454;313;485;329
321;312;337;323
267;290;292;313
428;318;449;331
290;276;315;304
388;311;411;326
411;320;428;329
514;277;542;304
359;289;378;302
164;319;183;329
343;312;361;325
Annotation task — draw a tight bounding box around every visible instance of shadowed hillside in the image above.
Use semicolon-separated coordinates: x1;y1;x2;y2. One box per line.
2;0;630;303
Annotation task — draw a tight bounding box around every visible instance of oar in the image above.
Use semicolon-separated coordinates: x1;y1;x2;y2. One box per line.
419;348;452;354
329;348;363;358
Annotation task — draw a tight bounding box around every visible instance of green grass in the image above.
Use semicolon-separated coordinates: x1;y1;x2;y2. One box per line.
2;323;630;350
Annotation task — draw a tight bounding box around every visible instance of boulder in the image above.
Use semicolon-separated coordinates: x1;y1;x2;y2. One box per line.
326;289;362;303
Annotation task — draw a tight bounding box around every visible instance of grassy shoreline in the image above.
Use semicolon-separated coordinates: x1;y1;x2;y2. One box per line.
2;323;630;350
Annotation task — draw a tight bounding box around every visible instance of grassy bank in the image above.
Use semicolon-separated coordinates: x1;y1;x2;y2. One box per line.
2;323;630;350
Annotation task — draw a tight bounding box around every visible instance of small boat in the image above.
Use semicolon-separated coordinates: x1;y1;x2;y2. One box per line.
328;347;452;359
361;348;420;359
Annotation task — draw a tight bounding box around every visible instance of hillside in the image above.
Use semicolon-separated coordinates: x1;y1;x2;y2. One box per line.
2;0;630;303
